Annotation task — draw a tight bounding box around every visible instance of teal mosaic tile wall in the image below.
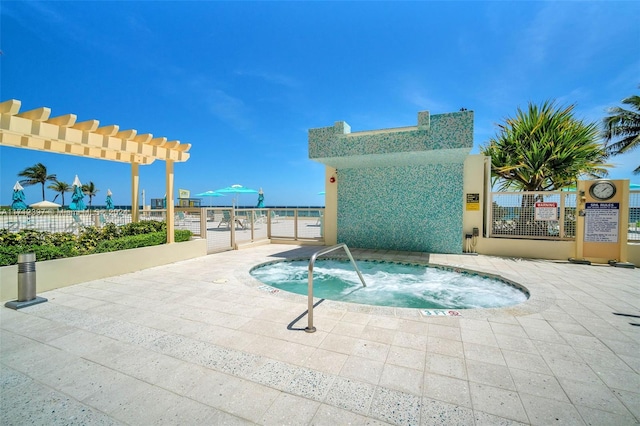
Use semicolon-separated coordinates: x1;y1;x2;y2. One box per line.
338;164;464;253
309;110;473;254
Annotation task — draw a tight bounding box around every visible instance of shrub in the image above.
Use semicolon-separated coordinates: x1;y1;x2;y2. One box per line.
0;243;78;266
0;225;192;266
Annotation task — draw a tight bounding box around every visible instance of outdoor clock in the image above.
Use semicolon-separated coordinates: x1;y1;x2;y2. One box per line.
589;180;616;201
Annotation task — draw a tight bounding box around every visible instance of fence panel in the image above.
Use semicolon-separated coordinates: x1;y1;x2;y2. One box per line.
490;191;576;239
1;206;324;252
200;208;234;253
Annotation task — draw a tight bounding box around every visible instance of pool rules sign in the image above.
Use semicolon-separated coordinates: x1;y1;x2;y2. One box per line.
573;179;631;265
584;203;619;243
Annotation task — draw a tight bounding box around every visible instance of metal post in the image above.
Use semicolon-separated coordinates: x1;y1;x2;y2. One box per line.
17;253;36;301
5;252;48;310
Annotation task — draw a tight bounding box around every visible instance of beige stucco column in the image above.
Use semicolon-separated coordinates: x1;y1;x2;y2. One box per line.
131;163;140;223
166;159;175;243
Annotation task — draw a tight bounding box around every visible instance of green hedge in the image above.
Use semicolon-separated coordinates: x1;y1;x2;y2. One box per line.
93;230;192;253
0;221;192;266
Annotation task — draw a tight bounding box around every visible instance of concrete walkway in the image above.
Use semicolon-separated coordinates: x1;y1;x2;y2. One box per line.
1;244;639;425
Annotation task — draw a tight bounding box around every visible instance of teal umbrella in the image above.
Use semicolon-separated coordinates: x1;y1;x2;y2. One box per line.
214;184;258;208
69;175;86;211
195;190;225;206
105;189;114;210
11;181;27;210
256;188;264;208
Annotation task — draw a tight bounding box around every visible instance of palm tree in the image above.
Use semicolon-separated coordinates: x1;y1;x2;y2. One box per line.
603;93;640;174
47;180;71;207
82;181;99;209
481;101;610;236
481;100;609;192
18;163;57;201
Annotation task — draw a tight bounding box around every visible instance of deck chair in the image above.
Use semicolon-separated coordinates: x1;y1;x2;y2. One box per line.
270;210;281;223
175;211;186;226
218;210;244;229
65;213;85;234
240;211;258;229
7;216;20;231
255;210;267;224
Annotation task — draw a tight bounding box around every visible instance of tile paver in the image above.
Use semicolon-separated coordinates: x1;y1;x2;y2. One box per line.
1;244;639;425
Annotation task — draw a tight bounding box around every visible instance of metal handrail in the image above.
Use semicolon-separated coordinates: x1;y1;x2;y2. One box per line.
305;243;366;333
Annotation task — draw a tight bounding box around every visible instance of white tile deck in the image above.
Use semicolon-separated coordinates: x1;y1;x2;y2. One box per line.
1;244;639;425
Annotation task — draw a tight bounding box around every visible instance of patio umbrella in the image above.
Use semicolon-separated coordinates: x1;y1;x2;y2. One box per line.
214;184;258;208
318;191;326;195
69;175;86;211
194;190;225;207
11;181;27;210
105;189;115;210
256;188;264;208
29;200;61;209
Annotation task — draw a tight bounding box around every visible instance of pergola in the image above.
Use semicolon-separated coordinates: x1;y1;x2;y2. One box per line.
0;99;191;243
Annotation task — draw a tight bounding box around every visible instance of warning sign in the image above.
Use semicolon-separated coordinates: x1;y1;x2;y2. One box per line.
585;203;619;243
535;202;558;221
466;193;480;211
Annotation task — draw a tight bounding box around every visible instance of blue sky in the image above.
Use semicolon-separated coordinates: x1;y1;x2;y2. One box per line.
1;1;638;207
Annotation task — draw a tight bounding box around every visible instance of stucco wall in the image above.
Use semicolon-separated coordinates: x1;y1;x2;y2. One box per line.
338;164;464;253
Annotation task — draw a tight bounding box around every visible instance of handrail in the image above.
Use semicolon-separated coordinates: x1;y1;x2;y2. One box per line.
305;243;366;333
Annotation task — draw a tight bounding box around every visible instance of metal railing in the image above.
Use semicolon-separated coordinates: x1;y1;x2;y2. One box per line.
305;243;366;333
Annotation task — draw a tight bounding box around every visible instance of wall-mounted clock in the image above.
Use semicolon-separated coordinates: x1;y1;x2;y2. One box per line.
589;180;616;201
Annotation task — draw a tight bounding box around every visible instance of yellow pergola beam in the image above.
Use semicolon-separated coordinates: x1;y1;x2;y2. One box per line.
0;99;193;243
0;100;191;164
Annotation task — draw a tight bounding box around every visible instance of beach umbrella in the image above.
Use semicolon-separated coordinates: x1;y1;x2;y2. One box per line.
631;183;640;190
105;189;115;210
318;191;326;195
194;190;225;206
214;184;258;208
11;181;27;210
29;200;61;209
256;188;265;208
69;175;86;211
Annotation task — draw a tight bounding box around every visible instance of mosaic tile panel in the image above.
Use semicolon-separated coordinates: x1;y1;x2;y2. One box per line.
309;111;473;164
337;164;464;253
309;110;472;254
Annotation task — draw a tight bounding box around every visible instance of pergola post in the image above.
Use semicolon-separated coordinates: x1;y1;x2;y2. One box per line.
166;159;175;244
131;163;140;223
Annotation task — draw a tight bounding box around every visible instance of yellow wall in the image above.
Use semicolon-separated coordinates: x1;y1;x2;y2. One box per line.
1;239;207;302
462;155;488;240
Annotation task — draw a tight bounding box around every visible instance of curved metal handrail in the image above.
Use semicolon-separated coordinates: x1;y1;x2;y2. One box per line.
305;243;366;333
